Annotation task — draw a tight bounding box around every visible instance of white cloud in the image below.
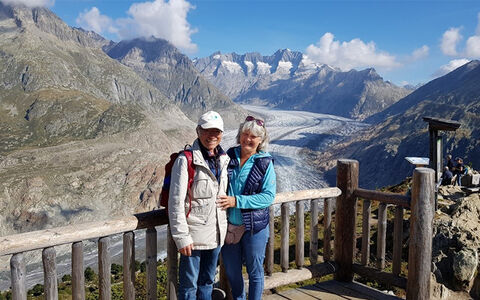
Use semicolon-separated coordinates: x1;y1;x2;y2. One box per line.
465;35;480;58
305;32;400;71
76;7;115;35
117;0;197;53
0;0;54;7
410;45;429;61
441;27;462;56
76;0;197;53
433;59;470;78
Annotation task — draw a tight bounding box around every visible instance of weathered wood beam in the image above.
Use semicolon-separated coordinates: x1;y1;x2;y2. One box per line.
123;232;135;300
354;188;410;208
309;199;319;265
42;247;58;300
72;242;85;300
352;264;407;289
295;200;305;269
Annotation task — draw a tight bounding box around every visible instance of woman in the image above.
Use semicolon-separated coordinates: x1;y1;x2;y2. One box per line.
217;116;276;300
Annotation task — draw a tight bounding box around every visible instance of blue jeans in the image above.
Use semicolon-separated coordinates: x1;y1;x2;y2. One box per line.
178;246;221;300
221;226;269;300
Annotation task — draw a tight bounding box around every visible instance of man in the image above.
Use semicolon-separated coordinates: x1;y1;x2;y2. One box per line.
440;166;453;186
446;154;455;172
168;111;229;300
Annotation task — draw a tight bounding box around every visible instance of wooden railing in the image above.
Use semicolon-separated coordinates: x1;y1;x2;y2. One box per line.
0;159;435;300
335;159;434;300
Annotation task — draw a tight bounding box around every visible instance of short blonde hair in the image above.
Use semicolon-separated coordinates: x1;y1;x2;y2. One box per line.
236;120;269;152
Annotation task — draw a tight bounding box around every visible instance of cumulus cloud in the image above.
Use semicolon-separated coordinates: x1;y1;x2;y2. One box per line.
441;27;462;56
0;0;54;7
75;0;197;53
305;32;400;71
76;7;115;35
433;58;470;78
410;45;429;61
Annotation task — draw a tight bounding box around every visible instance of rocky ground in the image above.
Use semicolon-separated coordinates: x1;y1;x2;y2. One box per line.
432;185;480;299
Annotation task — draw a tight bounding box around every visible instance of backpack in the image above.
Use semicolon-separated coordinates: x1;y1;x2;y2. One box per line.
160;147;195;217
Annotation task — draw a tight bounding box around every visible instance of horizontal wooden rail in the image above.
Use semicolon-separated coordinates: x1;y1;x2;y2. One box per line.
273;188;341;204
354;188;410;208
263;262;337;290
0;210;168;256
352;263;407;289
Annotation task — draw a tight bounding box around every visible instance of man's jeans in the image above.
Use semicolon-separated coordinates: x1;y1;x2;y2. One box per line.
221;226;269;300
178;246;221;300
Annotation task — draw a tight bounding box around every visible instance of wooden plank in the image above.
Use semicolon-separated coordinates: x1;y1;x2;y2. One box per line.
323;198;333;262
166;227;178;300
123;232;135;300
316;281;377;300
361;199;371;266
0;210;168;256
263;262;336;290
335;281;402;299
376;203;387;270
297;286;349;300
295;200;305;269
72;242;85;300
146;228;157;300
392;206;403;276
11;253;26;300
281;202;290;272
274;188;341;205
98;237;111;300
266;205;275;276
309;199;319;265
334;159;359;282
407;168;435;299
352;264;407;289
354;188;410;208
42;247;58;300
272;288;320;299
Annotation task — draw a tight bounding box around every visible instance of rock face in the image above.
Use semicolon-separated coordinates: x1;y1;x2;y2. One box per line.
314;60;480;189
194;50;410;120
106;37;245;126
433;186;480;298
0;3;229;237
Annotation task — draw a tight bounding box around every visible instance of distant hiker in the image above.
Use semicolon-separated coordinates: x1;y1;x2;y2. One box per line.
440;166;453;186
168;111;229;300
454;157;466;186
217;116;276;300
446;154;455;171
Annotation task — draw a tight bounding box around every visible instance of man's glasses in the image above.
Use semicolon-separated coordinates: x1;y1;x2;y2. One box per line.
245;116;264;127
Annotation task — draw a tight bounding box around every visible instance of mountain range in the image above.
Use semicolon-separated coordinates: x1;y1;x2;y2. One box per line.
194;50;411;120
316;60;480;188
0;3;242;235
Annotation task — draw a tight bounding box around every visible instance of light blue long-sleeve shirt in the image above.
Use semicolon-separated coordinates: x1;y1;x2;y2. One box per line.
227;147;277;225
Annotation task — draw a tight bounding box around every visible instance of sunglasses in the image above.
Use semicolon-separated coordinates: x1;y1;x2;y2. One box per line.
245;116;265;127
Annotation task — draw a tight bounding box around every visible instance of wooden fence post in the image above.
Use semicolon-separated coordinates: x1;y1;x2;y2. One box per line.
42;247;58;300
280;202;290;272
11;253;26;300
407;167;434;300
123;232;135;300
146;227;157;300
72;242;85;300
334;159;359;282
98;237;111;300
167;226;178;300
295;200;305;269
265;205;275;276
309;199;319;265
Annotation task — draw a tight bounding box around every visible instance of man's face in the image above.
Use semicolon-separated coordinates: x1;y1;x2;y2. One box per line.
198;128;223;152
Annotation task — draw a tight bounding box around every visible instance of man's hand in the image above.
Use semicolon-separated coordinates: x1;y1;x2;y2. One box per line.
179;244;193;256
217;195;236;210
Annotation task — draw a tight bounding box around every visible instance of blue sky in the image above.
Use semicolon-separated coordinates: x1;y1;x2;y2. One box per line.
5;0;480;86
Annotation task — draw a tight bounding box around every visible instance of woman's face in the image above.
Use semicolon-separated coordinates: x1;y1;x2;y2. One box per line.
198;128;223;152
240;130;262;153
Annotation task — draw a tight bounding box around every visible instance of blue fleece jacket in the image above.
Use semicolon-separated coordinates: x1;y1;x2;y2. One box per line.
227;147;276;225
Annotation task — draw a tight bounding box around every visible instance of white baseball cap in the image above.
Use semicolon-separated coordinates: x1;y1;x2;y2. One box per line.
198;111;224;132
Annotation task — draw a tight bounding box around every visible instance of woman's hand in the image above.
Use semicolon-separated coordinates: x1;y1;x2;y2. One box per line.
179;244;193;256
217;195;236;210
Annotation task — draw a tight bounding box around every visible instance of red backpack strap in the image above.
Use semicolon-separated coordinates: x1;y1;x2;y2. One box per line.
183;150;195;217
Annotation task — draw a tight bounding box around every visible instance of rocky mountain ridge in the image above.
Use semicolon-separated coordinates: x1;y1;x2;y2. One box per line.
194;49;411;120
311;60;480;189
0;3;237;238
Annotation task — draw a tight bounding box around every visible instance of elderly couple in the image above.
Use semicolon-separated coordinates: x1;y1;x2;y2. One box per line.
168;111;276;300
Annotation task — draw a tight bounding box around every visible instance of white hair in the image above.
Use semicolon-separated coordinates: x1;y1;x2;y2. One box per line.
236;120;269;152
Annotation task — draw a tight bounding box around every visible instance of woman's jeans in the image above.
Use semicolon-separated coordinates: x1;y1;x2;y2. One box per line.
221;226;269;300
178;246;221;300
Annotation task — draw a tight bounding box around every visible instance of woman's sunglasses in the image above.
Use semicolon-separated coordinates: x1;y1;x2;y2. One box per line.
245;116;265;127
